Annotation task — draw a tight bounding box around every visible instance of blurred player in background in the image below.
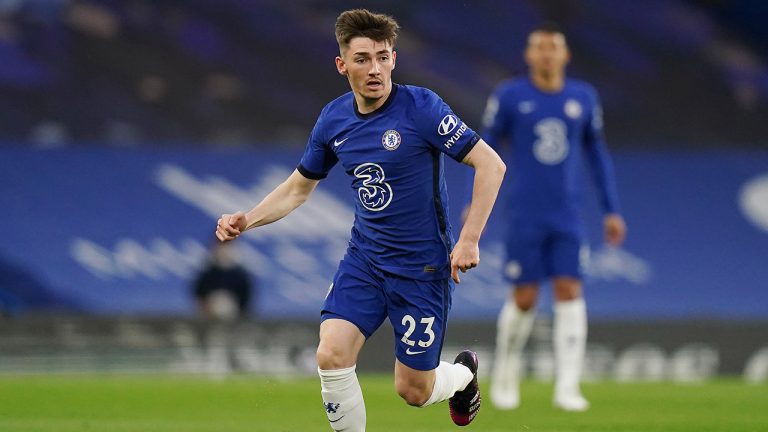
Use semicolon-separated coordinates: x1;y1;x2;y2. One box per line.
215;9;505;431
479;23;626;411
192;240;254;374
193;240;252;320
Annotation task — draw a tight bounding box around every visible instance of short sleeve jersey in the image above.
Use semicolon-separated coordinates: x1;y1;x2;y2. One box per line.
298;84;479;281
482;77;620;226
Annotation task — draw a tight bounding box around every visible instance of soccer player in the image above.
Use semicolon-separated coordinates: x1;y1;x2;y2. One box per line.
479;23;626;412
215;9;505;431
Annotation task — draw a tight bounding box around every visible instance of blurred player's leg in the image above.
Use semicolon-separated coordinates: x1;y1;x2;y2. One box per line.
553;283;589;412
317;319;367;431
491;286;536;410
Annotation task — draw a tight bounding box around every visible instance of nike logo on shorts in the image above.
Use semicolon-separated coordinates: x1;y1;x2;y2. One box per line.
406;347;426;355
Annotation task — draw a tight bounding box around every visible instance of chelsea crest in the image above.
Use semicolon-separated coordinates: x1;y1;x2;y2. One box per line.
381;129;401;151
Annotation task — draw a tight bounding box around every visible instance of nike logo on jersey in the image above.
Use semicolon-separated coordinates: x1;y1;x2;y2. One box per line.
329;416;346;423
406;347;426;355
333;137;349;147
518;101;535;114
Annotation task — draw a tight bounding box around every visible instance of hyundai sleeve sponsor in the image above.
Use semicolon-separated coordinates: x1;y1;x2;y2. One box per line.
0;147;766;319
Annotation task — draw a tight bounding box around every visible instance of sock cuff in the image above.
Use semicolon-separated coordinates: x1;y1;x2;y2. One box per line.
318;365;358;392
554;297;586;314
421;361;469;407
500;298;536;326
318;364;357;378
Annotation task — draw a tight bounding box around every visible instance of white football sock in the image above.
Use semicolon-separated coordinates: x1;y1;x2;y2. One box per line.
554;298;587;397
318;365;366;432
491;298;535;407
420;361;473;407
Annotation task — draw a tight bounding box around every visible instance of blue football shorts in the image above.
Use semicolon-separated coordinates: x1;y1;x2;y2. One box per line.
321;248;453;371
503;220;586;284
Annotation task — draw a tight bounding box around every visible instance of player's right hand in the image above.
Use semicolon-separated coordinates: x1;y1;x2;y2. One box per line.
604;213;626;247
215;211;247;242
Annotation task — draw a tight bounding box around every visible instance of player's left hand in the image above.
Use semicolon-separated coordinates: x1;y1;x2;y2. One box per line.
604;213;627;247
450;240;480;284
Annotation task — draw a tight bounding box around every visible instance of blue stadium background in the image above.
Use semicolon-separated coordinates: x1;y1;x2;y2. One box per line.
1;0;767;323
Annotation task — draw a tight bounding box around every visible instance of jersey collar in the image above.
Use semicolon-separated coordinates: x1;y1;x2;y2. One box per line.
353;83;399;120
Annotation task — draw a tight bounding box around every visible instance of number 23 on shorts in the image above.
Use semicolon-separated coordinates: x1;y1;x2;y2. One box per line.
401;314;435;355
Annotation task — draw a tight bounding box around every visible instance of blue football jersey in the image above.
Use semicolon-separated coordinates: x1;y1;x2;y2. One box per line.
298;84;479;281
482;77;620;226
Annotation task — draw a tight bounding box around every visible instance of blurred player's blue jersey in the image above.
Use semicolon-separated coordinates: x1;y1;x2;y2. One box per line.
299;84;479;281
482;77;620;227
482;77;621;282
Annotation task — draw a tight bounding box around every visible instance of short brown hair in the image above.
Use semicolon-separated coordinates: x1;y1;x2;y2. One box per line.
335;9;400;52
528;21;567;44
531;21;564;36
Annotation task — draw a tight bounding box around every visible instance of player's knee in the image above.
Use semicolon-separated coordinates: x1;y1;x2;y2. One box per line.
554;291;579;302
513;285;538;311
316;345;352;370
515;293;537;311
554;280;582;301
396;383;430;407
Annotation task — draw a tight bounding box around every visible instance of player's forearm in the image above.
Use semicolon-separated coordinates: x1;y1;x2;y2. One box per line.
460;158;505;243
243;189;303;230
243;171;317;231
587;141;621;214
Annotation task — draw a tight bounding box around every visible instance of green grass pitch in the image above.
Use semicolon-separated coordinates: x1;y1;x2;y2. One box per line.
0;375;765;431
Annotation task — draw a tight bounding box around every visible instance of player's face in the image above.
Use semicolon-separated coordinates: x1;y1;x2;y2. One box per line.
525;31;569;77
336;37;396;108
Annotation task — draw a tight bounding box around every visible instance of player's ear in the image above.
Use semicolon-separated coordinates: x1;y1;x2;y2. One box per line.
335;56;348;76
392;50;396;70
523;46;533;67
